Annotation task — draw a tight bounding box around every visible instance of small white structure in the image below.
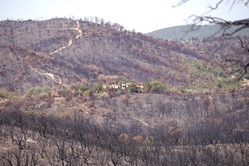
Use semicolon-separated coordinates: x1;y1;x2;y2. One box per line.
103;82;144;91
136;83;144;89
121;83;132;89
112;84;119;89
103;83;120;89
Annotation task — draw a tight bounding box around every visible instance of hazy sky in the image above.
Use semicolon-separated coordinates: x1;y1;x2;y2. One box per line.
0;0;248;33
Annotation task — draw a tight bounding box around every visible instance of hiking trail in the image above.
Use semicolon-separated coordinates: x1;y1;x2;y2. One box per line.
30;66;62;85
49;20;83;55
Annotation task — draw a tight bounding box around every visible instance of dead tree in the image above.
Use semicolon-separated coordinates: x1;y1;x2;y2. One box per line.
176;0;249;77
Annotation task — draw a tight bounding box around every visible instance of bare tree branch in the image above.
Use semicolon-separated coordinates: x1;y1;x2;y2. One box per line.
238;37;249;52
178;0;249;78
172;0;189;7
208;0;223;10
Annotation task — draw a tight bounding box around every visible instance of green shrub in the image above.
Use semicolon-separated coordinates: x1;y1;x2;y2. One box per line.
71;85;88;93
149;80;164;87
144;81;165;94
92;84;103;93
0;87;12;98
143;82;152;93
28;87;51;96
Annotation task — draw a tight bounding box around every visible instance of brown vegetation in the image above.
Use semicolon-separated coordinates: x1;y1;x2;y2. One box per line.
0;17;248;165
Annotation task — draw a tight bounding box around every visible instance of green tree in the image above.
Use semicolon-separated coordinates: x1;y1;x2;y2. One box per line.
144;81;165;94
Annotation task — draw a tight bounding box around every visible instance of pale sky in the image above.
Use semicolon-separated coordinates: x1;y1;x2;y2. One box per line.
0;0;248;33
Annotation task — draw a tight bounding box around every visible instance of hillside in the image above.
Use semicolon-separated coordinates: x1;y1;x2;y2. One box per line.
0;17;248;129
147;24;249;40
0;18;249;165
0;19;247;92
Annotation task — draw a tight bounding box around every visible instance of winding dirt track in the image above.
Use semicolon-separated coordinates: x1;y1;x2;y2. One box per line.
49;21;83;55
29;66;62;85
28;20;83;86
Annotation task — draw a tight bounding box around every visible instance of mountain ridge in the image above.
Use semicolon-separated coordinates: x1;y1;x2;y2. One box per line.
147;24;249;40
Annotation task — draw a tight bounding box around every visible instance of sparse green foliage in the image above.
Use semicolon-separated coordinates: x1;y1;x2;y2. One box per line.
92;84;103;93
58;89;70;97
28;87;51;96
71;85;88;94
0;88;12;98
144;81;165;93
147;24;249;40
128;83;140;94
144;136;154;145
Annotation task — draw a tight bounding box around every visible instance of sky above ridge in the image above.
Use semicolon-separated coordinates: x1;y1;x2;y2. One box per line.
0;0;248;33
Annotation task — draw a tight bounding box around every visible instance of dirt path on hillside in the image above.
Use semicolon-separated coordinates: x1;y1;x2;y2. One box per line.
132;117;152;127
75;21;83;39
49;21;83;55
15;21;83;88
0;98;8;104
29;66;62;85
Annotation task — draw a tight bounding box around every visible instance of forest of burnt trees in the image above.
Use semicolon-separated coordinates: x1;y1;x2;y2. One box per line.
0;13;249;165
0;108;248;166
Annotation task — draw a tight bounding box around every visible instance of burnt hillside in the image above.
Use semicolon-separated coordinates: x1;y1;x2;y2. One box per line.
0;18;248;133
0;18;249;165
0;18;246;91
1;18;248;128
